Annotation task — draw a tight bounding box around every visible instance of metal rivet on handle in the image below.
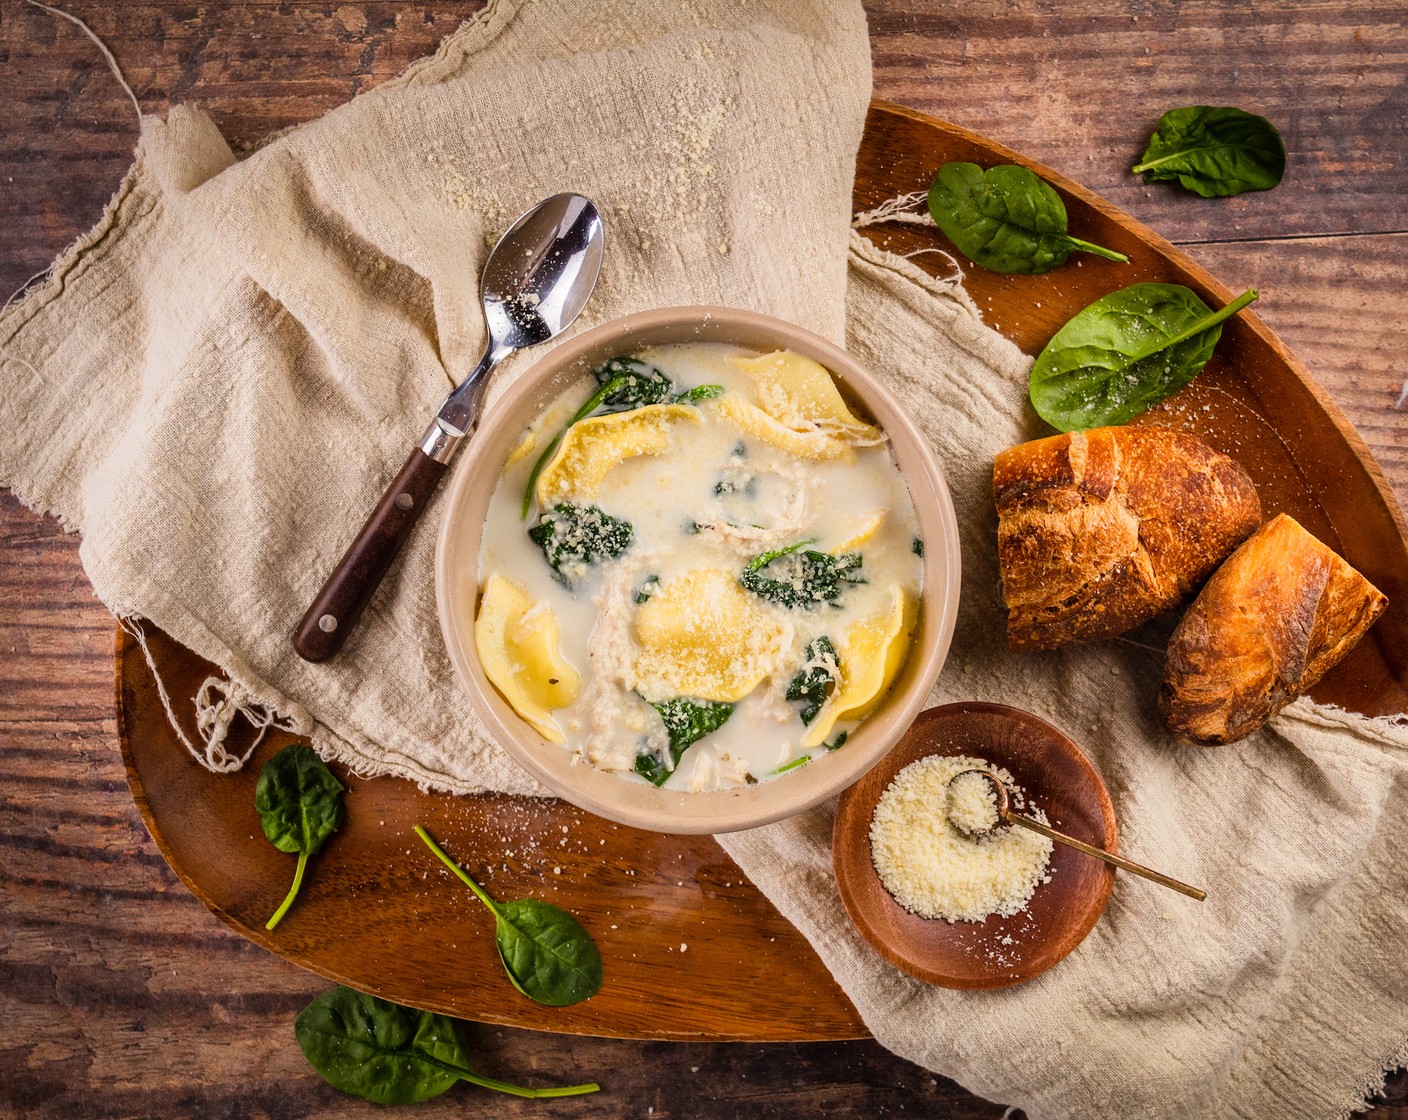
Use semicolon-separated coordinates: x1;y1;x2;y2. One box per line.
318;614;338;633
394;493;414;510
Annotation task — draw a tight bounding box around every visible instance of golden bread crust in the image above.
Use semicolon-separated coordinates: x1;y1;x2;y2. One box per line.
1160;513;1388;743
994;426;1262;650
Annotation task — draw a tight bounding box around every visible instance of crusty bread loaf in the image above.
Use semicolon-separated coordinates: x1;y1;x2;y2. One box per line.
994;426;1261;650
1161;513;1388;743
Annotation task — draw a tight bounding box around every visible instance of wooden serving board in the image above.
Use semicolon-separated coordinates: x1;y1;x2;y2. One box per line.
116;102;1408;1043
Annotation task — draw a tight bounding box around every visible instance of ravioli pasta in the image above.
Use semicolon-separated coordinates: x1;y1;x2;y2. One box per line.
475;343;924;792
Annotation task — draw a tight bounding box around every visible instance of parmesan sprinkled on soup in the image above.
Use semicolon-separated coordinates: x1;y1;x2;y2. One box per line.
475;343;924;791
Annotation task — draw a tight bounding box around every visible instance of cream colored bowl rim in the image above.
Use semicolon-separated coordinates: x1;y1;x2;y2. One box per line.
434;305;962;834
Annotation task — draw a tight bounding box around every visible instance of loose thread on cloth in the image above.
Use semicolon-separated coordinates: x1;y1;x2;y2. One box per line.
118;618;298;773
852;191;964;282
25;1;143;123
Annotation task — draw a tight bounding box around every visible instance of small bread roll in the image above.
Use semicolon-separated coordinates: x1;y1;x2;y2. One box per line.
994;426;1261;650
1161;514;1388;743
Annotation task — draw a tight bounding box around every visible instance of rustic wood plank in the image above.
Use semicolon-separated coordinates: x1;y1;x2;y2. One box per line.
2;1;1406;1116
869;0;1408;243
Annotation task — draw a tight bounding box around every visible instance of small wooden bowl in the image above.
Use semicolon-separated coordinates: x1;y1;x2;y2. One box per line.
833;702;1117;989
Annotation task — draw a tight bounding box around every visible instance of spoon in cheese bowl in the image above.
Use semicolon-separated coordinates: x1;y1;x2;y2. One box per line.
945;768;1207;901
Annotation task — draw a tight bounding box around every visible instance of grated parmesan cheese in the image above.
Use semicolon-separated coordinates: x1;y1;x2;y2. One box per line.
947;770;1000;835
869;755;1053;922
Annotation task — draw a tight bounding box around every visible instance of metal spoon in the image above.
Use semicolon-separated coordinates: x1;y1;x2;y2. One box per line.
945;768;1207;901
294;193;606;661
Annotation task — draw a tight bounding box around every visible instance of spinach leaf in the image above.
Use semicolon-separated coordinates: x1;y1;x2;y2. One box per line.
635;697;734;786
1029;283;1258;431
593;355;673;410
772;729;850;779
295;986;600;1103
671;383;725;403
528;502;633;584
785;636;839;725
414;827;603;1007
740;540;865;608
773;755;811;776
255;744;345;931
927;162;1128;274
1132;106;1285;197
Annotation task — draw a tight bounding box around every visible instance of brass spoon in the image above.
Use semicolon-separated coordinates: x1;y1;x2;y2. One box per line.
945;768;1206;901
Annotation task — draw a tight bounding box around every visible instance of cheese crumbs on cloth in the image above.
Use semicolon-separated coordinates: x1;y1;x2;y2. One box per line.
870;756;1054;922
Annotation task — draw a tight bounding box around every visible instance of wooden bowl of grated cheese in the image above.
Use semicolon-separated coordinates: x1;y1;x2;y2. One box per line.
833;702;1117;989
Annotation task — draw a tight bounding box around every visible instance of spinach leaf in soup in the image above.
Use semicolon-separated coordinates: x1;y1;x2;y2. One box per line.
927;162;1128;275
671;383;725;403
1133;106;1285;197
593;355;673;411
255;744;345;931
1028;283;1259;431
786;636;840;725
295;986;600;1103
740;540;865;609
528;502;633;585
414;827;604;1007
635;697;734;786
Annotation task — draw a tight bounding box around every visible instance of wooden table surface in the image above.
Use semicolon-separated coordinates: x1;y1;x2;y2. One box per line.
2;3;1405;1117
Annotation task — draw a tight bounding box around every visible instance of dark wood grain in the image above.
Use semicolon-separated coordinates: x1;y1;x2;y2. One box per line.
2;1;1406;1117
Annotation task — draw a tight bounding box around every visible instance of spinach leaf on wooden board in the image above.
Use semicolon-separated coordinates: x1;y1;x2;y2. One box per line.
1132;106;1285;197
1028;283;1259;431
255;744;345;931
927;162;1128;274
295;986;600;1103
413;827;603;1007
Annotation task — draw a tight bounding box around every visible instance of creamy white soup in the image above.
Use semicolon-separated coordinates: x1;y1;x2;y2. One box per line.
475;343;923;792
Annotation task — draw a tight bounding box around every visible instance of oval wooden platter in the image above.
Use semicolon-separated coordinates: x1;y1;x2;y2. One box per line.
116;101;1408;1043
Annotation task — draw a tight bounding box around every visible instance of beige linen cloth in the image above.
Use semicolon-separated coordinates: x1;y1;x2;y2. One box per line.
4;2;1407;1117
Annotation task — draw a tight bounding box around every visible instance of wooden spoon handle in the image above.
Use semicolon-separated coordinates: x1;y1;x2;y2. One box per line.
1007;811;1207;901
293;448;448;662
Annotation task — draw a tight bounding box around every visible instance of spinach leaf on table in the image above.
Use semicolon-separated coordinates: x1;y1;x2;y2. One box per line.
255;744;345;931
739;540;865;608
1132;106;1285;197
414;827;603;1007
635;697;734;786
927;162;1128;274
295;986;600;1103
1028;283;1259;431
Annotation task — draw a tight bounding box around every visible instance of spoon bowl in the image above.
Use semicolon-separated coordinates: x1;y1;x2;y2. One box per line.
481;194;605;361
